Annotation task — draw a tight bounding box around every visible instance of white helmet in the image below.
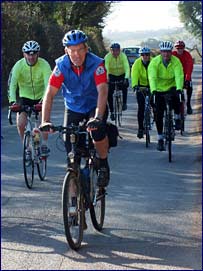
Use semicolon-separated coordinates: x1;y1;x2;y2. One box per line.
159;41;173;51
139;46;150;54
22;40;40;54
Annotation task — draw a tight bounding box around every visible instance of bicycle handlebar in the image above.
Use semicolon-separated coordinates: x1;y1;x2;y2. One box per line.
39;121;88;135
108;80;124;85
8;103;42;125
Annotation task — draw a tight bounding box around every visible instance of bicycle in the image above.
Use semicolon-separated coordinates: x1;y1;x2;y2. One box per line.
40;121;106;250
8;104;47;189
109;80;124;127
180;89;186;135
136;87;153;148
154;92;175;163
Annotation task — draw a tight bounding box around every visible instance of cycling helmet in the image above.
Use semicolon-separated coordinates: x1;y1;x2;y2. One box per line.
110;43;120;49
174;40;185;49
159;41;173;51
62;30;88;46
22;40;40;54
139;46;150;54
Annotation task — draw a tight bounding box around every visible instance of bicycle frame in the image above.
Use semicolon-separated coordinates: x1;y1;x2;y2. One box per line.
110;80;124;127
137;87;153;147
40;122;106;250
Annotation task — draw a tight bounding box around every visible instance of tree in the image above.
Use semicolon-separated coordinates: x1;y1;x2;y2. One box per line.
178;1;202;40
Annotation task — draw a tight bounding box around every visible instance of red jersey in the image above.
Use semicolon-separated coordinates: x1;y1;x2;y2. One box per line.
49;62;107;88
172;50;193;81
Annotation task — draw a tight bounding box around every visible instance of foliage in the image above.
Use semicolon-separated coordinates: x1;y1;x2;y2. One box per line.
178;1;202;40
1;1;112;106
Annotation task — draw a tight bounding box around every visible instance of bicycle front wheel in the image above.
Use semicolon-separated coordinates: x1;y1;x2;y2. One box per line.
89;167;105;231
23;132;34;189
62;170;85;250
117;95;123;127
37;155;47;181
144;112;151;148
168;119;173;163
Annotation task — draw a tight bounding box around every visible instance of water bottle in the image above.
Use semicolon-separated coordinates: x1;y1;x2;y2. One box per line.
32;128;40;149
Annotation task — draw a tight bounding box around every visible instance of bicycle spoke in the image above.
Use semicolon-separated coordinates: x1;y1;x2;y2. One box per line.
23;133;34;189
62;171;84;250
89;167;105;231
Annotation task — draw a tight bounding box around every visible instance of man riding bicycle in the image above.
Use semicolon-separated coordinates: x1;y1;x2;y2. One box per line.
104;43;130;121
172;40;194;114
8;40;52;156
131;46;152;139
40;30;110;189
148;41;184;151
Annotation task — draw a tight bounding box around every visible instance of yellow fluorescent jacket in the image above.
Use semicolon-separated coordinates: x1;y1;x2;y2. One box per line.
148;55;184;93
104;52;130;78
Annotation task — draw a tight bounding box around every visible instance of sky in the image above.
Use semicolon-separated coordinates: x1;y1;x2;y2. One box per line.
103;1;183;34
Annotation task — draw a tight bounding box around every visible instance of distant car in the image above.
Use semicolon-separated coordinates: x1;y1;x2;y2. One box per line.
122;47;141;67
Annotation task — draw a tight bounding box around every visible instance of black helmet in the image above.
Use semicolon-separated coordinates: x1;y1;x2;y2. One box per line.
110;43;120;49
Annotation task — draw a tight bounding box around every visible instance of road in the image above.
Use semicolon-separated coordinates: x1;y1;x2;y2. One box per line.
1;65;202;270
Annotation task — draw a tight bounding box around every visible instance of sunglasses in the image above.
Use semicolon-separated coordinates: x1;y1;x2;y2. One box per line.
141;54;150;56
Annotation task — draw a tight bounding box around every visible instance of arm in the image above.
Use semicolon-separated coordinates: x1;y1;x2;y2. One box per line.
148;59;157;93
174;59;184;90
42;62;52;100
94;82;108;120
131;60;139;88
122;53;130;79
185;51;194;81
41;85;60;123
8;65;19;103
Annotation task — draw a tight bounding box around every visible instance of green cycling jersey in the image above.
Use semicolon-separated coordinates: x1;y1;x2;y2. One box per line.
104;52;130;79
148;55;184;93
8;57;52;103
131;57;153;88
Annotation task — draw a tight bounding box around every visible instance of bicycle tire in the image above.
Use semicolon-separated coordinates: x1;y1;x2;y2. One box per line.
37;155;47;181
168;117;172;162
180;102;185;135
23;132;34;189
62;170;84;250
89;166;105;231
113;95;118;127
144;111;151;148
117;95;123;127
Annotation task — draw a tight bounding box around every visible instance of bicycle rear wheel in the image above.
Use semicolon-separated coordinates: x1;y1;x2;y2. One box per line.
62;171;84;250
180;102;185;135
89;167;105;231
23;132;34;189
37;155;47;180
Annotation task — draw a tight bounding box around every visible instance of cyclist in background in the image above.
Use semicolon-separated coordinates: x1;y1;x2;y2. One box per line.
148;41;184;151
40;30;110;189
172;40;194;114
131;46;152;139
8;40;52;156
104;43;130;121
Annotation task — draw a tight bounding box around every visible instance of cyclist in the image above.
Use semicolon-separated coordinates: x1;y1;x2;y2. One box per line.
148;41;184;151
40;30;110;189
8;40;52;156
131;46;152;139
172;40;194;114
104;43;130;120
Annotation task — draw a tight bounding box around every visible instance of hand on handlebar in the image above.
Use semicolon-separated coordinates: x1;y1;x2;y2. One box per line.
133;86;139;92
39;122;54;133
87;117;102;131
123;78;129;88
